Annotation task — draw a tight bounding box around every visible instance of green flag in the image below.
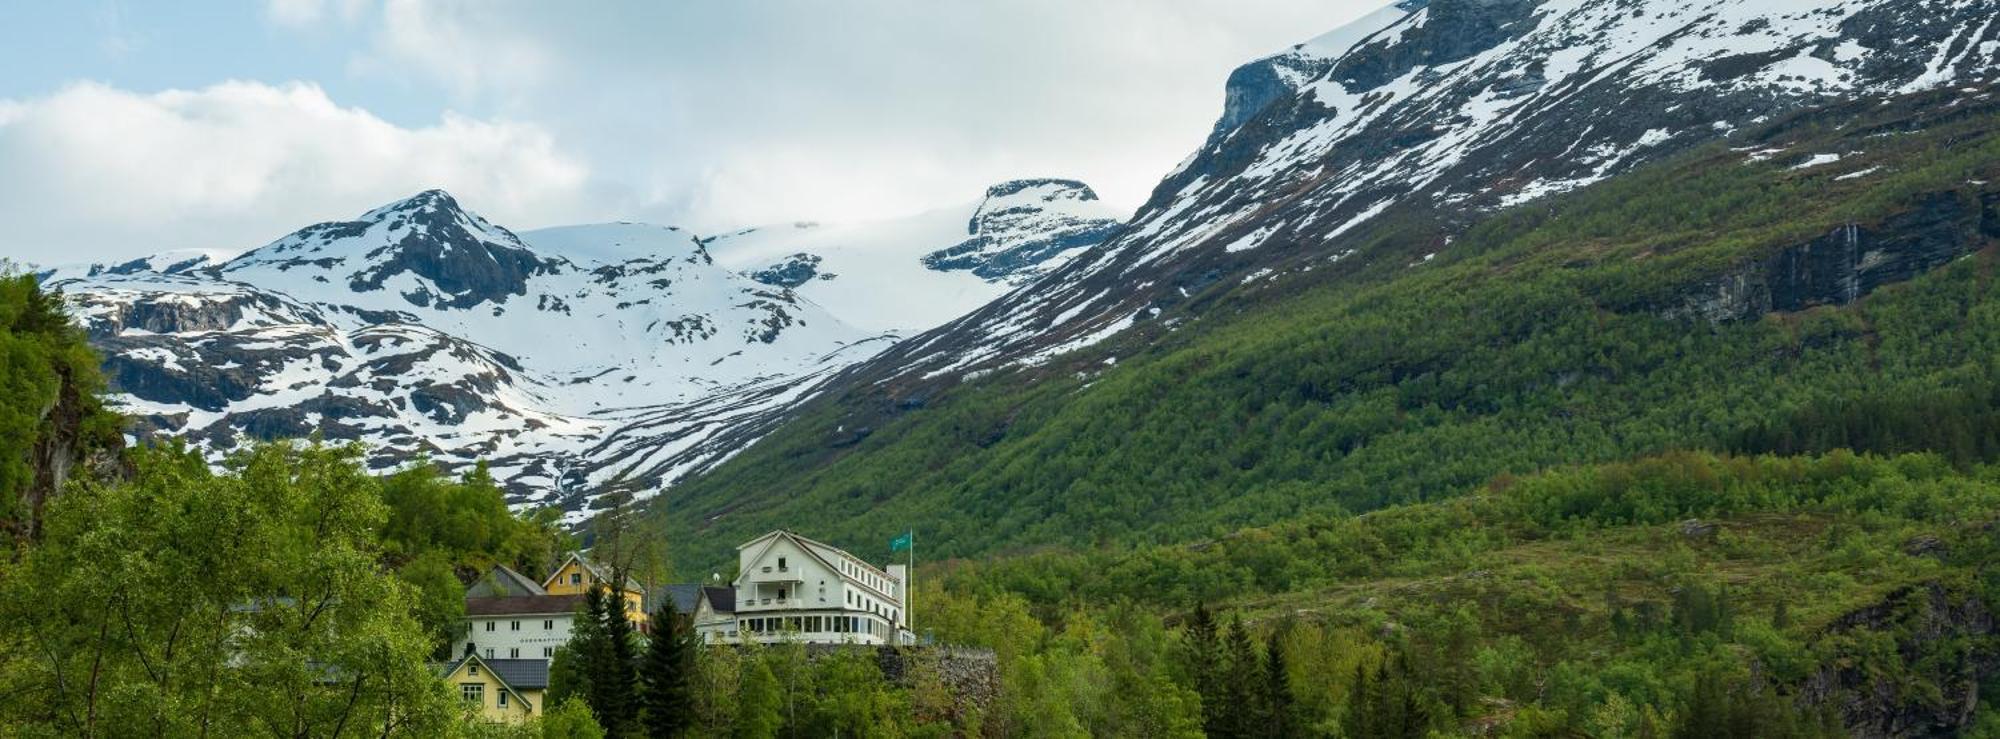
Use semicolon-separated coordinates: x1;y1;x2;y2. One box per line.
889;531;913;552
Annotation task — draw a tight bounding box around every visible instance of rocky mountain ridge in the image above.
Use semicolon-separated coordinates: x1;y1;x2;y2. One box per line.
42;182;1118;518
844;0;2000;395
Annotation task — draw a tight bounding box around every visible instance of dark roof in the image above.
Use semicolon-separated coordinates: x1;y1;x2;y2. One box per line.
657;584;703;615
482;659;551;690
439;655;551;691
703;586;735;614
466;565;546;598
466;594;584;617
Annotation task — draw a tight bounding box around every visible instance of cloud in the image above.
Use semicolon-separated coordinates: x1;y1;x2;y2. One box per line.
353;0;552;100
4;2;1379;264
0;80;602;265
338;1;1382;230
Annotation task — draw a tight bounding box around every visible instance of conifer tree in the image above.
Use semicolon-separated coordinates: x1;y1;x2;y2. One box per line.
600;589;643;736
1262;628;1294;739
1181;602;1224;734
571;587;616;726
1221;617;1260;737
641;600;697;738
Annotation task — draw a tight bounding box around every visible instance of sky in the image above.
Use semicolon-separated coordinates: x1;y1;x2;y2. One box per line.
0;1;1380;266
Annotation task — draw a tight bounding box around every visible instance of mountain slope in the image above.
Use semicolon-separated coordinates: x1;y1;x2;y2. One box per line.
44;183;1118;519
660;79;2000;565
851;0;2000;391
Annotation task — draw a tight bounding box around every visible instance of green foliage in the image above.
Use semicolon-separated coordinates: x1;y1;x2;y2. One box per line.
641;602;697;738
540;698;610;739
0;273;118;533
0;440;457;736
566;586;641;736
733;659;782;739
379;458;569;577
893;448;2000;737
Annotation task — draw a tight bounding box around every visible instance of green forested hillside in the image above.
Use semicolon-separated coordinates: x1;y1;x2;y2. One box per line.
913;450;2000;737
0;273;120;536
660;84;2000;568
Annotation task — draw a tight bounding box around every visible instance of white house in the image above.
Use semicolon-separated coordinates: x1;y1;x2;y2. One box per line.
455;565;583;661
708;530;912;645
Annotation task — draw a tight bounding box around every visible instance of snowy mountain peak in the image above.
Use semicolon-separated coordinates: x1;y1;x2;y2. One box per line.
219;190;558;311
922;178;1124;284
46;189;887;522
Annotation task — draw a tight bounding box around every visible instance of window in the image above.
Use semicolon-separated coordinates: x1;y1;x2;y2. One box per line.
461;684;484;703
498;691;508;708
485;622;495;632
485;648;495;659
509;648;520;658
544;619;554;630
778;556;787;570
544;647;554;658
570;573;582;585
777;587;787;600
510;620;520;631
469;665;480;677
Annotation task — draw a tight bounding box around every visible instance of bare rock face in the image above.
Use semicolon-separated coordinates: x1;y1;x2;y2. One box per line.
1667;190;1996;323
921;179;1124;284
1801;583;1999;737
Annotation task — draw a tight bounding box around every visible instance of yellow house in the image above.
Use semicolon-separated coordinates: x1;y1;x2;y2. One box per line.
441;653;547;724
543;553;646;627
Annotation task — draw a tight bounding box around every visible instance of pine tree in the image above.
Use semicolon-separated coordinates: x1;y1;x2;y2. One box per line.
1262;628;1293;739
1221;617;1260;738
600;588;643;736
641;600;697;738
573;587;617;728
1181;602;1224;735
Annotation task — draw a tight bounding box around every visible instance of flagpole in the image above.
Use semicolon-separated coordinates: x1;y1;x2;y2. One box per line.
908;529;915;643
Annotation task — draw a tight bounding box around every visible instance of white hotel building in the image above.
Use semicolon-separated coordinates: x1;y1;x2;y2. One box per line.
701;529;913;646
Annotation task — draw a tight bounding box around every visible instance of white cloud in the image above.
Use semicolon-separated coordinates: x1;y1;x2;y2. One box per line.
355;0;552;99
339;1;1382;231
5;2;1380;264
0;80;601;265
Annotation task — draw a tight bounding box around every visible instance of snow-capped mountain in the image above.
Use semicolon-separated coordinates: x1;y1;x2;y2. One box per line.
846;0;2000;390
704;178;1123;333
47;184;1113;518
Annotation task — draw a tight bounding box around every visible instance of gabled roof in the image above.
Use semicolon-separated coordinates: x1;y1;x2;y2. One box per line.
440;654;544;710
737;529;898;600
702;586;735;614
653;584;703;616
466;594;584;617
543;552;646;593
481;658;551;690
466;564;545;598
